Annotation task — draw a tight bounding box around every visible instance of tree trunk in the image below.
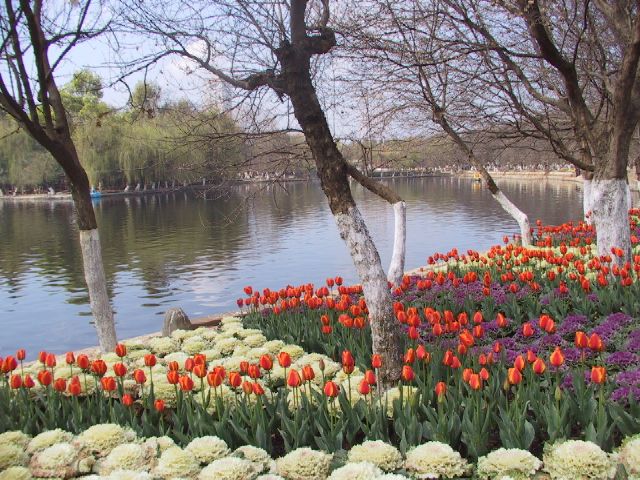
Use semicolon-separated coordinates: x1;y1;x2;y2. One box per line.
491;191;532;245
283;52;403;386
65;151;118;353
591;178;632;263
388;201;407;285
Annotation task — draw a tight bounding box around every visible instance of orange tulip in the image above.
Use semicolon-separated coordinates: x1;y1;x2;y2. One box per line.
179;375;194;391
10;374;22;389
532;358;546;375
259;355;273;371
37;369;52;386
193;363;208;380
364;369;376;385
358;379;371;395
228;372;242;388
508;367;522;385
574;331;588;349
154;399;165;412
403;348;416;364
324;381;339;397
479;368;490;381
588;333;604;352
143;354;156;368
53;378;67;392
45;353;57;368
301;365;315;382
122;394;134;406
113;362;127;377
133;369;146;384
590;366;606;384
115;343;127;358
77;354;90;370
248;364;261;380
473;311;483;324
167;370;180;385
91;360;107;377
462;368;473;383
278;352;291;368
496;312;508;328
526;350;537;364
435;381;447;397
469;374;482;390
513;355;526;372
101;376;116;392
550;347;565;367
207;371;224;387
287;369;302;388
522;322;534;337
401;365;415;382
252;382;265;396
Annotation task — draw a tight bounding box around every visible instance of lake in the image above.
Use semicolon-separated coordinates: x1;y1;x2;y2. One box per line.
0;176;586;356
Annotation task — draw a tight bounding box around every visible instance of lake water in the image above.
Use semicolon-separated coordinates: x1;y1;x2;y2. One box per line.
0;176;585;356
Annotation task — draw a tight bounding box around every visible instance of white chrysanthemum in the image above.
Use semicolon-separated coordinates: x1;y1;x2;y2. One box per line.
148;337;178;356
379;474;411;480
27;429;74;454
0;466;32;480
201;349;223;361
217;337;242;355
233;345;252;357
97;442;153;475
280;345;305;362
153;446;201;479
74;423;137;457
162;351;190;367
221;316;243;326
185;436;230;465
222;356;249;372
246;348;271;362
128;349;152;361
404;442;469;479
182;336;208;355
383;386;418;418
143;436;176;455
106;470;154;480
172;329;200;342
198;328;220;342
328;461;383;480
543;440;616;480
122;339;147;351
256;475;285;480
476;448;542;480
348;441;403;472
262;340;286;355
30;442;95;477
617;434;640;479
234;445;273;473
0;431;30;449
244;334;267;348
276;448;332;480
0;444;28;470
198;457;258;480
236;328;263;339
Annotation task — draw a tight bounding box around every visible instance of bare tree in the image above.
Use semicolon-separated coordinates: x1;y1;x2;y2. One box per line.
0;0;117;350
344;0;533;245
121;0;404;385
439;0;640;262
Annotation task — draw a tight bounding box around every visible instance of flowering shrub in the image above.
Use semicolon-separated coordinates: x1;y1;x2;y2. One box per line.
542;440;617;480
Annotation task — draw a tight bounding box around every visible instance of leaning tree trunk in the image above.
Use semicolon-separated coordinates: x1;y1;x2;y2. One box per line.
346;164;406;286
582;170;594;225
283;52;403;387
63;147;118;352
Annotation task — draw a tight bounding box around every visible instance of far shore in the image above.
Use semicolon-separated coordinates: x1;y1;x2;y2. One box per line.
4;169;631;202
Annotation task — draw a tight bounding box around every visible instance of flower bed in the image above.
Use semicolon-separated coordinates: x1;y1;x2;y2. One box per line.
1;215;640;478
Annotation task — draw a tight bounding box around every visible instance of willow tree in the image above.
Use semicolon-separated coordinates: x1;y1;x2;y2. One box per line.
439;0;640;262
0;0;117;351
123;0;404;384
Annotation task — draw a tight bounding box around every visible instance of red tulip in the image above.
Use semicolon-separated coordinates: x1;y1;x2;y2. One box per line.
179;375;194;391
462;368;473;383
301;365;315;382
435;381;447;397
574;331;588;349
469;374;482;390
371;354;382;369
358;379;371;395
184;358;195;372
526;350;537;364
10;374;22;389
364;369;376;385
479;368;489;381
45;353;57;368
167;361;180;372
37;369;52;386
154;399;165;412
193;364;207;379
473;311;483;324
53;378;67;392
23;374;35;389
133;369;147;384
278;352;291;368
403;348;416;364
91;360;107;377
207;371;224;387
588;333;604;352
122;394;134;406
496;313;508;328
259;355;273;371
252;382;265;395
167;370;180;385
113;363;127;377
77;354;90;370
401;365;415;382
287;369;302;388
2;356;17;373
513;355;525;372
16;349;26;361
522;322;534;337
144;354;157;368
115;343;127;358
323;381;339;397
242;380;253;395
38;351;47;364
68;378;82;396
65;352;75;365
532;358;546;375
228;372;242;388
239;361;250;375
101;376;116;392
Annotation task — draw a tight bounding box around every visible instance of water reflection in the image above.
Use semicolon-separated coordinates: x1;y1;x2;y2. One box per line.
0;177;585;355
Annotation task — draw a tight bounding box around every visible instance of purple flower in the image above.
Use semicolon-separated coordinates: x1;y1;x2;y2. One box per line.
611;385;640;403
557;314;588;336
605;352;639;368
616;368;640;386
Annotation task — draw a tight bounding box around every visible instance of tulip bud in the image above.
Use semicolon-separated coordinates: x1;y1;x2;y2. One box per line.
167;370;180;385
77;354;90;370
154;399;165;412
278;352;292;368
65;352;75;365
45;353;57;368
16;349;26;361
259;355;273;371
401;365;415;382
115;343;127;358
133;369;146;384
144;354;157;368
229;372;242;388
179;375;194;391
318;358;325;372
252;382;265;396
122;394;134;406
113;362;127;377
554;385;563;402
323;381;339;397
434;381;446;399
371;354;382;369
287;369;302;388
358;379;371;395
10;374;22;389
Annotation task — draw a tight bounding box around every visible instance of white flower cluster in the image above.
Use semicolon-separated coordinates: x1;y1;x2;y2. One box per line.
198;457;257;480
152;446;201;479
0;444;29;470
26;429;73;454
275;447;332;480
616;434;640;480
404;441;469;479
74;423;137;457
327;461;383;479
476;448;541;480
185;436;231;465
0;466;32;480
543;440;617;480
347;441;403;472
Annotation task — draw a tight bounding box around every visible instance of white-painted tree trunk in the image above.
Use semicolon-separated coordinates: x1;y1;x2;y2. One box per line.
387;201;406;286
79;229;117;352
591;179;632;263
334;205;402;386
583;178;594;225
492;191;532;246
